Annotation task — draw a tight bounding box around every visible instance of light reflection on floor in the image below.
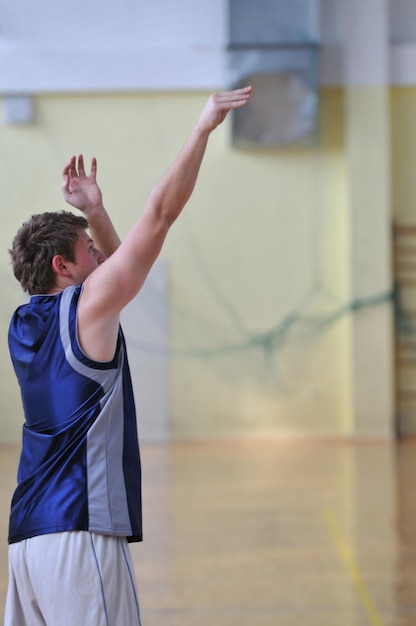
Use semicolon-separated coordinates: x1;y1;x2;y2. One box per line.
1;440;416;626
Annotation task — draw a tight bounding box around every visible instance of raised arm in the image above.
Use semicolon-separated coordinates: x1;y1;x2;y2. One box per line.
78;87;252;361
144;88;252;229
62;154;121;258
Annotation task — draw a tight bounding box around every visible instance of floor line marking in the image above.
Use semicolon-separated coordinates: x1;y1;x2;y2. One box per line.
324;509;384;626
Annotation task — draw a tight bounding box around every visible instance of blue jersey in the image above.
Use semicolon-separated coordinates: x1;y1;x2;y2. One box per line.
8;285;142;544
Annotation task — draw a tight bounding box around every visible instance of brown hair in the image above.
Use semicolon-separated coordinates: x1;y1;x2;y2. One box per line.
9;211;89;295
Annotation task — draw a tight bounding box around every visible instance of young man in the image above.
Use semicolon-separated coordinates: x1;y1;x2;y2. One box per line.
4;86;251;626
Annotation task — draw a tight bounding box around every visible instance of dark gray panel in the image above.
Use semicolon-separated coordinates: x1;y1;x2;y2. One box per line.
390;0;416;43
232;72;319;147
228;0;319;147
229;0;319;46
229;47;319;147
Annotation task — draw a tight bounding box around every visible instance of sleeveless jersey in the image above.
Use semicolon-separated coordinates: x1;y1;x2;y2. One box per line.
7;285;142;544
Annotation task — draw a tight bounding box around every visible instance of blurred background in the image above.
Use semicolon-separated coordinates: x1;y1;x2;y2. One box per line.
0;0;415;445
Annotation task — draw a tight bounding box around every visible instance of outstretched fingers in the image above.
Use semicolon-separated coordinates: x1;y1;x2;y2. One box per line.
215;86;252;109
77;154;86;177
76;154;97;179
61;156;76;194
61;154;97;185
62;155;75;177
200;85;251;130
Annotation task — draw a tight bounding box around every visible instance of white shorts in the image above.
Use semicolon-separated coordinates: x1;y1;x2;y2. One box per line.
4;531;141;626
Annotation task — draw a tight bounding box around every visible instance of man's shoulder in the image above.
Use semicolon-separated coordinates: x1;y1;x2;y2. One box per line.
8;287;81;344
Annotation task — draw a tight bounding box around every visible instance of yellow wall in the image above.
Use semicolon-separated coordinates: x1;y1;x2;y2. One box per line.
392;89;416;225
0;89;365;442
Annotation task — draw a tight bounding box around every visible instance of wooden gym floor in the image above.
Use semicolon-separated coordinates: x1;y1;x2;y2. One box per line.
1;439;416;626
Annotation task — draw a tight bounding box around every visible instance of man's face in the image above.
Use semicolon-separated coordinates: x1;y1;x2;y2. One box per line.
67;230;106;285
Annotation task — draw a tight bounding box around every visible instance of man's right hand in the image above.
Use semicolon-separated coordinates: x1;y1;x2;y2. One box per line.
196;86;252;134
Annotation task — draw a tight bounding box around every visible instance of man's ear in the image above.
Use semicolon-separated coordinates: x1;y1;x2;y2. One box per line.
51;255;71;277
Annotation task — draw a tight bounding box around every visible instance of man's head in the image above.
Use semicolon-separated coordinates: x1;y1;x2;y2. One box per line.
10;211;90;295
